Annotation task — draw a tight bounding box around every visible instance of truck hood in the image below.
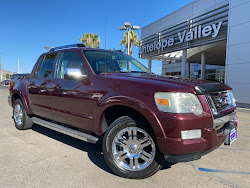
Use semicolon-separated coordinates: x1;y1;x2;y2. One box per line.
102;73;231;94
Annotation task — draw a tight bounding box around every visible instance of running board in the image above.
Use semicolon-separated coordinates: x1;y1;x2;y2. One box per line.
32;117;99;144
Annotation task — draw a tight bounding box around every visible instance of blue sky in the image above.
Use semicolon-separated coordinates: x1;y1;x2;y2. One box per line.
0;0;193;74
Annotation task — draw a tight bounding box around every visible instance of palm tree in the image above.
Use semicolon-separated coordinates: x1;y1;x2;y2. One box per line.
120;30;139;56
80;33;101;48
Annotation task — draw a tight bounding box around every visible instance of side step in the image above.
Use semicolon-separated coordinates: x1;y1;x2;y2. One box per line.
32;117;99;144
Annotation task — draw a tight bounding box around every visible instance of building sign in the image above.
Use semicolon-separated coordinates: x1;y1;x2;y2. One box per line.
140;21;223;54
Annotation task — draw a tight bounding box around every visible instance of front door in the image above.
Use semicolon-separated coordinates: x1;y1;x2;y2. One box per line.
49;51;95;131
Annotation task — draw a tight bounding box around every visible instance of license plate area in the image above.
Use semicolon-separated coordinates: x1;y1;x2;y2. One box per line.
229;128;237;144
224;126;237;145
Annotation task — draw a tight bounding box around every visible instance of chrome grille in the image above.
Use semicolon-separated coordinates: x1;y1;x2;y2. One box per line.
210;91;231;112
206;91;234;115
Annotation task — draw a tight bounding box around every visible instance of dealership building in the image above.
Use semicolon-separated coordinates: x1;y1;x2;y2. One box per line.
140;0;250;105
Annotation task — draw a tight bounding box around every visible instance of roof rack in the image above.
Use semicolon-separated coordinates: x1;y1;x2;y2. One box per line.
113;50;123;53
50;43;85;51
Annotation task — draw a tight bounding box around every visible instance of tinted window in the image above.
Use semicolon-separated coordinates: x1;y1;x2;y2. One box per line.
35;56;44;78
83;50;150;74
39;53;57;78
57;52;86;79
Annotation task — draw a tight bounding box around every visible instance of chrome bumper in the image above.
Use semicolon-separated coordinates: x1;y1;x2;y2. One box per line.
213;111;236;129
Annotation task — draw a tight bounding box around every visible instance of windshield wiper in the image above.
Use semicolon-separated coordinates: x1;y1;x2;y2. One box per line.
130;71;148;73
106;71;148;74
107;71;127;73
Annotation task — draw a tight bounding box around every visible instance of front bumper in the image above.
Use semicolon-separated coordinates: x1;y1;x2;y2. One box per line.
157;111;237;162
164;149;213;163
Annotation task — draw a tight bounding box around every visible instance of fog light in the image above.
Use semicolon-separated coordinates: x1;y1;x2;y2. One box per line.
181;129;201;140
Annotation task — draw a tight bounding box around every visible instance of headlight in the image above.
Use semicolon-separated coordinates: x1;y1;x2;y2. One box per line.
154;92;203;115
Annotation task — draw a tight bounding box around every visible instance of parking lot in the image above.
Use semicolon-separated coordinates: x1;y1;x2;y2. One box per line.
0;86;249;188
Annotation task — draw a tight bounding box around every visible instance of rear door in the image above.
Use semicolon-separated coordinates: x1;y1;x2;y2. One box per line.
28;53;58;119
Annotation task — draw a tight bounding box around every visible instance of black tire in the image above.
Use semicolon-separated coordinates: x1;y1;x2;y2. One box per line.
13;99;33;130
102;116;165;179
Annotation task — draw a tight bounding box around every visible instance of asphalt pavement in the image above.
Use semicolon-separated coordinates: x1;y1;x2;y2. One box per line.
0;85;9;90
0;87;249;188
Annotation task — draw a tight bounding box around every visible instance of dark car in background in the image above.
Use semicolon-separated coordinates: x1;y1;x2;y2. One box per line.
1;80;10;85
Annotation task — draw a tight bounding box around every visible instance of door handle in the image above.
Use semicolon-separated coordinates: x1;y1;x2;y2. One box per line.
40;89;46;93
29;82;36;88
53;84;62;89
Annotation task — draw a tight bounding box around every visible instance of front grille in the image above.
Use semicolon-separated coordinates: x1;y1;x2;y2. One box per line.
210;91;231;112
205;90;234;115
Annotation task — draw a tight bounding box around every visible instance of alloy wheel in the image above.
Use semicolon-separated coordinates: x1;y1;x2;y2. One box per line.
14;104;23;126
112;127;156;171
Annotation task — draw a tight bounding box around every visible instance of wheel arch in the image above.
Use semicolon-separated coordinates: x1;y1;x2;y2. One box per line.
94;96;166;139
11;92;30;113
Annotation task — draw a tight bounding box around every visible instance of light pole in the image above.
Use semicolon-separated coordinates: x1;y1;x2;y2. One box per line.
119;22;140;55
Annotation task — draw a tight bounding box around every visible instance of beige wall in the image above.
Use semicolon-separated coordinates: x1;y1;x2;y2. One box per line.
1;70;15;80
225;0;250;104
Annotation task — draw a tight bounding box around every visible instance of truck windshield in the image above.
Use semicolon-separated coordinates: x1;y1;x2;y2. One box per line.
83;50;151;74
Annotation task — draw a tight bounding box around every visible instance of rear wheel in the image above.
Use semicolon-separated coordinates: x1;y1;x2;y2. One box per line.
102;116;164;179
13;99;33;130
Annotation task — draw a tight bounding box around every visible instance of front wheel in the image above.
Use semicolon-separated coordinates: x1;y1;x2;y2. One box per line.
102;116;164;179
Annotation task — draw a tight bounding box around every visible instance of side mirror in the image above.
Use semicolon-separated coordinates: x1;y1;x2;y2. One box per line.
64;68;87;80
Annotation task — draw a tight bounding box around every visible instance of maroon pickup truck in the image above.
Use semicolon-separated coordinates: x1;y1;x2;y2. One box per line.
8;44;238;179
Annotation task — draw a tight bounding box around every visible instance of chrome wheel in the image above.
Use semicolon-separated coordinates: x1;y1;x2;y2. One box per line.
14;104;23;126
112;127;156;171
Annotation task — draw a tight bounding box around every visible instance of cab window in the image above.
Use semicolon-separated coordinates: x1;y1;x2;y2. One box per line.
57;52;86;79
37;53;58;78
35;55;44;78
